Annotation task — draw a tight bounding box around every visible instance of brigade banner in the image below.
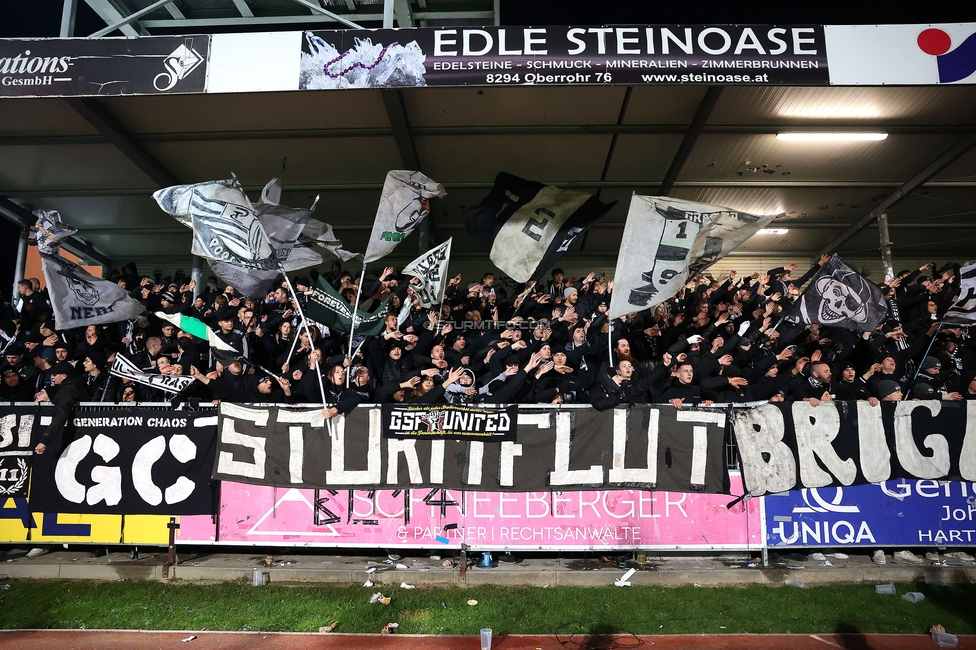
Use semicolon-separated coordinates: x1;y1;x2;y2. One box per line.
29;409;218;515
210;474;761;550
0;35;209;97
214;404;729;493
731;401;976;497
765;481;976;548
298;25;829;89
383;404;519;442
0;406;49;499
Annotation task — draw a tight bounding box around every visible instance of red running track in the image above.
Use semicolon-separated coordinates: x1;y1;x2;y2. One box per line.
1;631;974;650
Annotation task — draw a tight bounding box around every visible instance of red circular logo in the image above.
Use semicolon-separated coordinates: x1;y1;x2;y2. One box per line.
917;28;952;56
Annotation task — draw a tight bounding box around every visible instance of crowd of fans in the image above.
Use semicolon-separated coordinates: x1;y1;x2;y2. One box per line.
1;255;974;418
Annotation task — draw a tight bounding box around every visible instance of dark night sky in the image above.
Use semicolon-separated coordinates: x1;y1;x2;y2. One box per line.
1;0;974;38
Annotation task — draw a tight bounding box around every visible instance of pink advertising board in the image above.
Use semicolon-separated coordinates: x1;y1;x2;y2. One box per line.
198;474;761;551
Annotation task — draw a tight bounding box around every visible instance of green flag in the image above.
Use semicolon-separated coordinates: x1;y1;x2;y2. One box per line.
155;311;237;352
306;278;391;336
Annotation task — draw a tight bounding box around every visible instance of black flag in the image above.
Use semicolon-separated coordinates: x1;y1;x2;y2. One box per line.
465;173;616;282
781;255;887;332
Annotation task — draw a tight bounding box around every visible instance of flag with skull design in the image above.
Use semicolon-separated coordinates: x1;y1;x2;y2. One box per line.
782;255;887;332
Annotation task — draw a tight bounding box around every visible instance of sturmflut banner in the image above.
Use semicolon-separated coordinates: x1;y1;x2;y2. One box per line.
30;409;218;515
731;400;976;497
213;404;729;493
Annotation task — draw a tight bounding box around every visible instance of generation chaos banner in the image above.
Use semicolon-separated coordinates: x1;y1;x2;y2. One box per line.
29;409;218;515
299;25;829;89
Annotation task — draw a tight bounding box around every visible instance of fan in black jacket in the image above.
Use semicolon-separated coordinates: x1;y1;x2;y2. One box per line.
34;362;89;455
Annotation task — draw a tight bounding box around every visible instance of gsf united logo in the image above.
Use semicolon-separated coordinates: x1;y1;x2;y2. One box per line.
154;39;204;91
917;28;976;83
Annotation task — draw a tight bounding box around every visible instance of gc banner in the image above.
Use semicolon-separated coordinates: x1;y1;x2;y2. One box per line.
214;404;729;493
30;409;218;515
0;406;49;499
731;401;976;497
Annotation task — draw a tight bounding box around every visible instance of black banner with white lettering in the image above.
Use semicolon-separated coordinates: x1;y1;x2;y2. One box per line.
731;401;976;497
0;406;49;499
383;404;519;441
29;409;218;514
299;25;828;90
213;404;729;493
0;35;209;98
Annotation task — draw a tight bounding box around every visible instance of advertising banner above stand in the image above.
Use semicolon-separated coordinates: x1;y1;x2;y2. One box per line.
0;35;209;97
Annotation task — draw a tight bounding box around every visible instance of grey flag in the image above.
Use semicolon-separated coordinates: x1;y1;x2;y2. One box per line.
609;196;776;319
153;176;278;271
32;209;78;255
209;172;320;297
364;171;446;263
41;254;146;329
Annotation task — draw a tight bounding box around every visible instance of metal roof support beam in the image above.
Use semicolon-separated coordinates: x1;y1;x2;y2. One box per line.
394;0;414;27
581;86;632;252
141;13;383;28
657;86;722;196
61;0;78;37
231;0;254;18
83;0;147;37
0;196;115;268
64;98;179;188
814;132;976;261
89;0;173;37
290;0;365;29
381;89;421;171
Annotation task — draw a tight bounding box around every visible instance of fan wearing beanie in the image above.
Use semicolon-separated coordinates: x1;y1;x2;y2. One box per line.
33;361;89;456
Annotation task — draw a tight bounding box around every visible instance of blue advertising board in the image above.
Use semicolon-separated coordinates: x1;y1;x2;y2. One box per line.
764;480;976;548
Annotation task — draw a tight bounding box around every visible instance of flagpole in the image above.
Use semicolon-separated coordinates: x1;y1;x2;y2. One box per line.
346;260;368;386
905;320;944;399
283;323;301;369
280;270;328;410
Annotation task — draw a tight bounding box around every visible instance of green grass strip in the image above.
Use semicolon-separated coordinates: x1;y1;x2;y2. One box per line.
1;580;974;635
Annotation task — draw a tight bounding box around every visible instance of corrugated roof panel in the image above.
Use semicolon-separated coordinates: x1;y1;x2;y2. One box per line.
0;98;99;137
0;143;158;191
711;86;976;124
143;136;403;185
100;89;392;134
667;186;885;220
622;86;709;125
414;134;612;182
403;86;628;127
603;133;685;182
679;133;960;182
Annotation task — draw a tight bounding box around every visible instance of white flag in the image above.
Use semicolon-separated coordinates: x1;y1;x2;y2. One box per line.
944;261;976;325
364;171;446;263
609;196;777;319
402;238;452;308
41;254;145;329
109;355;195;395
